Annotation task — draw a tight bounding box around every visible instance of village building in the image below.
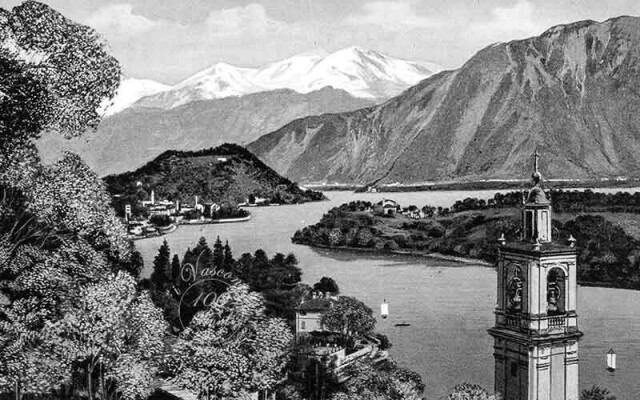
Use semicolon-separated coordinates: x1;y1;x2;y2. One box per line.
295;291;338;340
292;291;387;391
374;199;400;216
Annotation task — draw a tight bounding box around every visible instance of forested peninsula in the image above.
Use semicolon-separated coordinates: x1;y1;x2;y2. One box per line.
293;190;640;290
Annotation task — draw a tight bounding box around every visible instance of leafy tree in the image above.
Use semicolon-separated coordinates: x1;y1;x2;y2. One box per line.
313;277;340;294
46;272;168;400
0;0;120;154
0;4;166;400
170;284;292;399
321;296;375;336
149;214;171;227
581;385;616;400
27;152;132;259
447;383;501;400
329;358;422;400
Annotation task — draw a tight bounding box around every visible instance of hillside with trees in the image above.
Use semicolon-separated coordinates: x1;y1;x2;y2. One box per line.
104;143;325;215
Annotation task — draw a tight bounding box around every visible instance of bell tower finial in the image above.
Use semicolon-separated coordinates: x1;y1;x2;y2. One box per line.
532;148;542;185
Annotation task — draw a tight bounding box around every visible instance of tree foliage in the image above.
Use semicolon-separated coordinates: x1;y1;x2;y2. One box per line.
0;0;121;145
329;358;423;400
320;296;375;336
447;383;501;400
313;276;340;294
169;284;292;399
581;385;616;400
46;272;168;400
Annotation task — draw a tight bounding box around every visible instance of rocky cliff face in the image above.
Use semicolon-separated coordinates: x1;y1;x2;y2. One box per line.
249;17;640;185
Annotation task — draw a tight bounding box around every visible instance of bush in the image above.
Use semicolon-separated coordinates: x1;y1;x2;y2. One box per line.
428;225;446;238
375;333;392;350
149;214;172;227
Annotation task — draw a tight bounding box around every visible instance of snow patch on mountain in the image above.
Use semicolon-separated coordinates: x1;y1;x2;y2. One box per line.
104;78;170;116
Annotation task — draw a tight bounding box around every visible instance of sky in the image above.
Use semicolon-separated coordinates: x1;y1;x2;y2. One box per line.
2;0;640;84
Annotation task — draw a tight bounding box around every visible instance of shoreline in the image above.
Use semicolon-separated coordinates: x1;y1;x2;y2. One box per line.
304;179;640;193
179;214;252;225
300;243;638;290
299;242;492;266
130;223;177;241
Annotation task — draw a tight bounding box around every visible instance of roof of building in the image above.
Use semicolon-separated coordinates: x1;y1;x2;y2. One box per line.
297;297;336;312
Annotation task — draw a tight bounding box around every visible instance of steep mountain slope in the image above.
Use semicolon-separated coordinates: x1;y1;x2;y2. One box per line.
38;87;374;176
103;78;170;116
249;17;640;185
103;143;324;208
133;47;439;109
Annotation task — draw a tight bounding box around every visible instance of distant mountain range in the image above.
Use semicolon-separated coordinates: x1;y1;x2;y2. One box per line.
38;87;375;176
126;46;440;110
40;47;438;175
249;17;640;185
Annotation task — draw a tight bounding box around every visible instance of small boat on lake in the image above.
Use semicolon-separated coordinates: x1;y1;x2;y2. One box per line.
606;349;617;371
395;322;411;327
381;299;388;319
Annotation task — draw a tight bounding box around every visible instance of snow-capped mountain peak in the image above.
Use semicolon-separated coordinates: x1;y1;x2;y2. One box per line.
103;78;170;116
129;47;442;110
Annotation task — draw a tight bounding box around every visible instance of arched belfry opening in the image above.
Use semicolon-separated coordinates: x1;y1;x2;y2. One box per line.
506;265;524;313
489;149;583;400
547;268;566;315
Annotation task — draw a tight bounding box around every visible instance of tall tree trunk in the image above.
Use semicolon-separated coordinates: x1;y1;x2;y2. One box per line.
88;365;94;400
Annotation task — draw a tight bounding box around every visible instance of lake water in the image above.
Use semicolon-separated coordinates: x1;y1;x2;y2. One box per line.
135;189;640;399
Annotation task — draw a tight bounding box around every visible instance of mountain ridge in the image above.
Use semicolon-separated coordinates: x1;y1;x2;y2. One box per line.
248;16;640;185
38;87;375;176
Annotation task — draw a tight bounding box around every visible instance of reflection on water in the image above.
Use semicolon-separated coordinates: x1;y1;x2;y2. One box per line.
135;190;640;399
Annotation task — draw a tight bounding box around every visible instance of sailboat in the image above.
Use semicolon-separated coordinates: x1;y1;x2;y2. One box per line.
606;349;617;371
380;299;389;319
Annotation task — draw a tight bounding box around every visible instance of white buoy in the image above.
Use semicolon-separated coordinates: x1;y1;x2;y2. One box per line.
381;299;389;319
606;349;617;371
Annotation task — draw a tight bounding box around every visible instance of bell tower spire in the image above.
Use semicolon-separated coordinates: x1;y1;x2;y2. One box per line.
522;149;551;243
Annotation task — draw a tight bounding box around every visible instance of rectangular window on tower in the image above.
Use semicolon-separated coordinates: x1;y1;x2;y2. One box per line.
541;211;548;241
511;361;519;377
526;211;533;239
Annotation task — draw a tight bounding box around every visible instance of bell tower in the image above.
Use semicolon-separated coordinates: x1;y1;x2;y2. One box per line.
489;151;583;400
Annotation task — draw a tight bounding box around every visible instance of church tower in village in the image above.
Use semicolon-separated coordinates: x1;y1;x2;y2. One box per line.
489;151;583;400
